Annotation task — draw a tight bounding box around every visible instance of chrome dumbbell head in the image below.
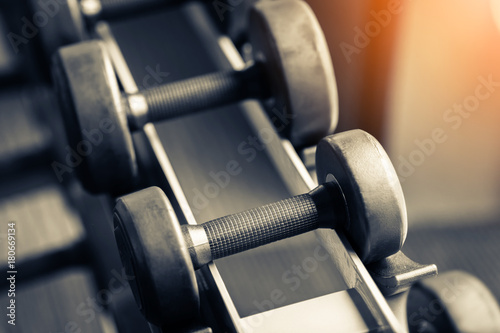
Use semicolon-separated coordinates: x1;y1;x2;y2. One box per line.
52;0;338;193
113;130;407;326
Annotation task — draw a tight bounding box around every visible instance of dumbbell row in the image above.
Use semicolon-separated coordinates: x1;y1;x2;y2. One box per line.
52;0;338;194
113;129;408;326
10;1;500;332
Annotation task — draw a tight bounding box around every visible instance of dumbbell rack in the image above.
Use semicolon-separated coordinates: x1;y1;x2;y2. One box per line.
95;3;431;332
0;1;454;332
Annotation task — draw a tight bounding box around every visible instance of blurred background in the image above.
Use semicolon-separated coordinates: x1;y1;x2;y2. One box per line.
308;0;500;299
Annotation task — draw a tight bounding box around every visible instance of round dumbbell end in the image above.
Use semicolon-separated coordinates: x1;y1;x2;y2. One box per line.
113;186;199;327
249;0;339;147
408;271;500;332
52;41;137;194
316;130;408;263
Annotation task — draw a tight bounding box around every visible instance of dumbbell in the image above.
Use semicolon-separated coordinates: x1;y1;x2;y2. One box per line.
29;0;170;58
113;130;408;326
52;0;338;194
407;271;500;333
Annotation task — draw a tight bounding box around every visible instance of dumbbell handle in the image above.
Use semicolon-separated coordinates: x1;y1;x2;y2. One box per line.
182;183;347;268
125;63;268;129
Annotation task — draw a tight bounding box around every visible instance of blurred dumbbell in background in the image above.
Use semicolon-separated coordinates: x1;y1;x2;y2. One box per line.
51;0;338;194
29;0;182;59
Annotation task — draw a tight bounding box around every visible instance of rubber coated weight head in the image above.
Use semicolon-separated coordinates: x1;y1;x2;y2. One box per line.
30;0;87;58
316;130;408;263
248;0;339;148
52;40;137;194
114;186;199;327
408;271;500;332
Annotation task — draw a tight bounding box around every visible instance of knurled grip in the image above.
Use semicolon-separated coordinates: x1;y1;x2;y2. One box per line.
203;194;319;260
142;65;265;123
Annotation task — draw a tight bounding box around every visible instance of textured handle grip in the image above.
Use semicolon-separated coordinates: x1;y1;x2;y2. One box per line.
203;194;319;260
143;64;265;122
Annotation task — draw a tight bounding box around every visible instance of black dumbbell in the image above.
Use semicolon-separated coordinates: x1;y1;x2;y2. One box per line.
407;271;500;333
113;130;408;326
52;0;339;194
29;0;171;58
